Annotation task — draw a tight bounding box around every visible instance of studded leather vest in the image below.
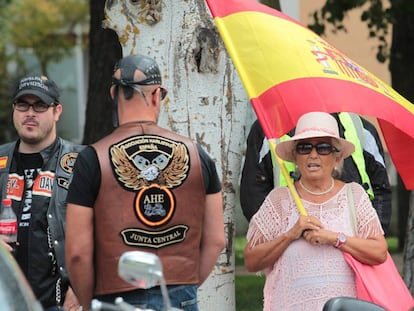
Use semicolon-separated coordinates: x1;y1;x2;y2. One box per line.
92;122;205;295
0;138;85;306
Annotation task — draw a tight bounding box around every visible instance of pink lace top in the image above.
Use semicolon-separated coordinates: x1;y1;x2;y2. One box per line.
246;182;384;311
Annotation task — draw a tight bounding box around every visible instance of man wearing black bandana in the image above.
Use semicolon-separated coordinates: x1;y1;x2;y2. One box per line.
66;54;226;311
0;74;85;310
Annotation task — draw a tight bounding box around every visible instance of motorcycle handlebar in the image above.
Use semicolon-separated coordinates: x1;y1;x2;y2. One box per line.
91;299;124;311
90;298;155;311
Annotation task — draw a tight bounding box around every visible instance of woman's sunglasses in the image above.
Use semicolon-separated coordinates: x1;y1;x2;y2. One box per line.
295;142;339;155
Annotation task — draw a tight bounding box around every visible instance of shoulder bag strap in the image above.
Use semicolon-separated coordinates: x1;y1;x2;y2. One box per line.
347;183;358;235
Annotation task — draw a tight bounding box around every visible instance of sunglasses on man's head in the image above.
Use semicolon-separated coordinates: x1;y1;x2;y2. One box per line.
153;87;168;100
295;142;339;155
130;85;168;101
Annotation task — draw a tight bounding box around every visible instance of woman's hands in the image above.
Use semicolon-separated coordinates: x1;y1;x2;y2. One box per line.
245;215;338;272
302;227;338;246
294;215;337;246
289;215;324;240
297;215;387;264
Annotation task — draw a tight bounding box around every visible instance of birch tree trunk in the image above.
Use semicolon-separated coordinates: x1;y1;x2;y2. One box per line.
404;192;414;295
103;1;255;309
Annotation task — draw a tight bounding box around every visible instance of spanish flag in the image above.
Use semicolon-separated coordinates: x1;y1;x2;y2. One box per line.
206;0;414;189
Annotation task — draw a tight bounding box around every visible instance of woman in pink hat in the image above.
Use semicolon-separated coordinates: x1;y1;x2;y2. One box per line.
244;112;387;310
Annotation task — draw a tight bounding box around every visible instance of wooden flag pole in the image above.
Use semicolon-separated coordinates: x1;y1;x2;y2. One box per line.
268;140;307;216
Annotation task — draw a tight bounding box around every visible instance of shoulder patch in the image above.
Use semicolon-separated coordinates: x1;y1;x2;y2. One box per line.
0;156;8;169
60;152;79;174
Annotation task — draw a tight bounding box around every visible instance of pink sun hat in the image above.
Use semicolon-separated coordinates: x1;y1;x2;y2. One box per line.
276;112;355;162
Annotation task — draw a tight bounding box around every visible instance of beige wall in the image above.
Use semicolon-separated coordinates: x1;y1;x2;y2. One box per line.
299;1;392;148
299;1;390;82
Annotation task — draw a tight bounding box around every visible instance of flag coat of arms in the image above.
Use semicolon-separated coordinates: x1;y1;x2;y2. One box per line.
205;0;414;189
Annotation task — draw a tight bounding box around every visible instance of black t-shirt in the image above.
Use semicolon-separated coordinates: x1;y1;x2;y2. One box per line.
15;153;43;272
13;152;57;308
67;144;221;207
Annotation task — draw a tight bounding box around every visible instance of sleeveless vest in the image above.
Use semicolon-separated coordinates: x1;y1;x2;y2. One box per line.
0;138;84;305
269;135;294;187
338;112;374;199
92;122;205;295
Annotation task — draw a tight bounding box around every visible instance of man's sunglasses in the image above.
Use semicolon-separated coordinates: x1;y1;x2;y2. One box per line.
131;85;168;100
295;142;339;155
153;87;168;100
13;101;56;113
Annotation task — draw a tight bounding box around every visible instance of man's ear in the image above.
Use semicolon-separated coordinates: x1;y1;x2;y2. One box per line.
152;88;161;107
54;104;63;122
110;85;116;100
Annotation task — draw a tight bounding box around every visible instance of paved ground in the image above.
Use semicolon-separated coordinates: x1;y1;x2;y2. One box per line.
236;252;404;276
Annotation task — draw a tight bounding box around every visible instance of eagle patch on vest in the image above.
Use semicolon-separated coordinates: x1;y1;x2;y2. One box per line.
58;152;79;189
110;135;190;247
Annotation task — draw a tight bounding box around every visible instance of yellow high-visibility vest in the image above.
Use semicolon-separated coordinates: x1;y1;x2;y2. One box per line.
269;112;374;199
338;112;374;199
269;135;295;187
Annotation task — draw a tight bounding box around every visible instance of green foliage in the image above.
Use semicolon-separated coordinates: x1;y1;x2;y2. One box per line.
387;236;399;253
0;0;88;143
307;0;403;63
235;236;265;310
0;1;15;143
4;0;89;74
236;275;265;311
235;235;247;266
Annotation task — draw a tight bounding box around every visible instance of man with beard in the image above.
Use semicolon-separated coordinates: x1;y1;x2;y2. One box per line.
0;75;84;310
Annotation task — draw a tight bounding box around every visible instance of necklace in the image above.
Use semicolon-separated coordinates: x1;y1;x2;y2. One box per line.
299;178;335;196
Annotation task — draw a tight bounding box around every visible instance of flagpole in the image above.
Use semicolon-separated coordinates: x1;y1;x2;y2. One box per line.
268;140;307;216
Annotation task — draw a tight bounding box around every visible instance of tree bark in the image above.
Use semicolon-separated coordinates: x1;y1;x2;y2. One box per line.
405;193;414;295
102;0;255;309
83;0;122;145
389;1;414;293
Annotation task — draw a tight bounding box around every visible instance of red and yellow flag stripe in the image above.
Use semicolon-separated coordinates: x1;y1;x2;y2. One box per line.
206;0;414;189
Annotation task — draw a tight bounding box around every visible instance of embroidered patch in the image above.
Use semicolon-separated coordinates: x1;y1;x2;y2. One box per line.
135;184;175;227
110;135;190;229
32;171;54;197
110;135;190;190
0;156;8;169
60;152;79;174
57;177;70;190
120;225;189;249
7;173;24;201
